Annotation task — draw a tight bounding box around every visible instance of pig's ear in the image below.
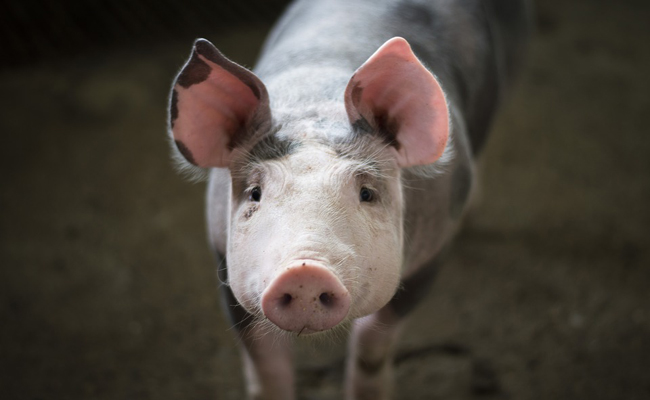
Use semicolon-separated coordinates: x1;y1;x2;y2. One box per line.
344;37;449;168
169;39;270;168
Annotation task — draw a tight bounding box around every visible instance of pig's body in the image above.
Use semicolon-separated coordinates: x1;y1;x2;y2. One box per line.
169;0;530;398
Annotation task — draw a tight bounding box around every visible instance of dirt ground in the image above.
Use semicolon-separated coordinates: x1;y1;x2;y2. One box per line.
1;0;649;399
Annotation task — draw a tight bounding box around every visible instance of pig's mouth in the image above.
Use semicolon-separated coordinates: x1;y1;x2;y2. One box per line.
260;260;352;335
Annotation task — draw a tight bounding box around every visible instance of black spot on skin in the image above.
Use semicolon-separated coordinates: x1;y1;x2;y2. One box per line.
373;111;401;150
393;2;436;27
173;40;271;159
357;357;386;376
169;89;178;127
449;164;471;219
247;135;301;162
176;50;211;88
349;78;400;150
328;130;389;167
351;117;373;134
388;251;445;317
194;39;262;100
225;102;273;153
174;140;196;165
350;112;400;150
226;128;246;152
243;204;259;220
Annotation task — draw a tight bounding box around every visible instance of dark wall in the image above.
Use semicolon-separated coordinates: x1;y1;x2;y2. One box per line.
1;0;292;69
1;1;649;399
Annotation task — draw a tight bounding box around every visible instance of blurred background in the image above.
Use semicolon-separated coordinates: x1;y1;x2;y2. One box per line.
1;0;648;399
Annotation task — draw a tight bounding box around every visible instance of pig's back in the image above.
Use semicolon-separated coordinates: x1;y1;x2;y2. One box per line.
255;0;531;155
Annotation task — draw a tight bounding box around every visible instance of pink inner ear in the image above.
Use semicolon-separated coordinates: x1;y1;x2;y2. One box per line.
344;37;449;167
172;53;261;168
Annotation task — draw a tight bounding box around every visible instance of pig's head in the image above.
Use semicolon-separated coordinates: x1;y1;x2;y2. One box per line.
168;37;449;335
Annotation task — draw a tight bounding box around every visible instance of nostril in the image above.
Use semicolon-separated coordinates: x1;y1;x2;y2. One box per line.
280;293;292;306
319;292;333;306
261;263;351;333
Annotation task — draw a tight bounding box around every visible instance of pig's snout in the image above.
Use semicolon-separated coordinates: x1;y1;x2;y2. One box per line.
261;263;350;334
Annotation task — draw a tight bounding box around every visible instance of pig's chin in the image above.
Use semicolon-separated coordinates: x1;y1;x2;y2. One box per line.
256;295;395;338
264;316;354;339
233;287;392;338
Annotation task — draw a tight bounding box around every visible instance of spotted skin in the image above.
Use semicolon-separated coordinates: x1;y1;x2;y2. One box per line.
351;117;373;134
170;1;532;399
174;140;196;165
373;111;400;151
175;50;211;88
242;204;259;220
194;39;262;101
246;135;301;163
347;80;400;150
169;90;179;128
169;38;272;167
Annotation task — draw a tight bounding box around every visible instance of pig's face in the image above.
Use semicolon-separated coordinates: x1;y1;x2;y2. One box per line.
226;137;404;333
169;37;450;334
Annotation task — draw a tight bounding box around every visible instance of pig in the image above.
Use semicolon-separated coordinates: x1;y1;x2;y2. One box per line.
167;0;530;398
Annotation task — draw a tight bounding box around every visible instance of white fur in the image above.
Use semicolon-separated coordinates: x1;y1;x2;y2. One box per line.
227;143;404;331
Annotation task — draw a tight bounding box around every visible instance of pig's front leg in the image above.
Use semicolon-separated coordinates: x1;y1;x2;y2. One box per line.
346;257;440;400
219;272;295;400
345;307;403;400
238;325;294;400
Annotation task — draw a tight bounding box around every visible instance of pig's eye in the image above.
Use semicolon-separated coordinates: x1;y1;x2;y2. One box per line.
249;186;262;202
359;186;375;203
